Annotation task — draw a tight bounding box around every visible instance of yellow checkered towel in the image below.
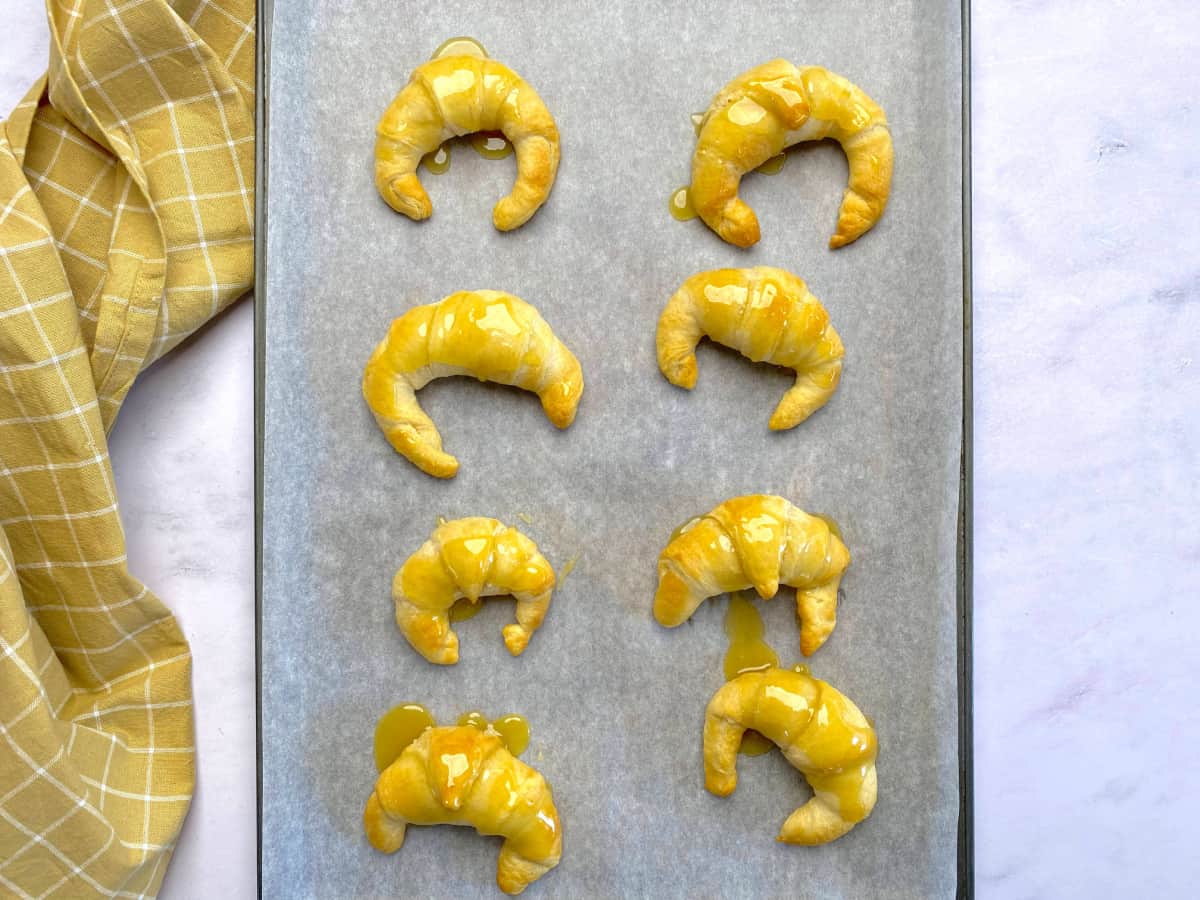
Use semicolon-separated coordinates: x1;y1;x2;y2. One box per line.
0;0;254;895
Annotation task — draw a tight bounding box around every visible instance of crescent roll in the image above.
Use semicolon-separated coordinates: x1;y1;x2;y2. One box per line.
375;55;560;230
394;517;556;664
704;667;878;845
365;725;562;895
363;291;584;478
690;60;893;248
656;267;843;430
655;495;850;656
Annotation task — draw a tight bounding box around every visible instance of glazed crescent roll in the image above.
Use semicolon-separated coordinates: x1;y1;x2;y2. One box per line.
690;60;893;248
394;517;556;664
363;291;584;478
655;495;850;656
365;725;563;895
375;55;560;230
656;267;843;430
704;667;878;845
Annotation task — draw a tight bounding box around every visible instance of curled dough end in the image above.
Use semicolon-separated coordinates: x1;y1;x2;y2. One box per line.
378;172;432;221
717;202;761;249
394;595;460;665
652;565;695;627
364;790;407;853
777;765;878;844
539;363;584;429
502;624;532;656
702;196;760;249
661;354;697;391
493;135;559;232
379;420;459;479
767;359;844;431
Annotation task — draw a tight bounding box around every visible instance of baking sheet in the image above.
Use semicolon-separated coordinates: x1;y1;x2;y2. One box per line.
259;0;965;896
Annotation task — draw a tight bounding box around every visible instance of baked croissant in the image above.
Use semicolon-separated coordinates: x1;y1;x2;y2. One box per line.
690;60;893;248
704;667;878;845
365;725;562;895
656;267;843;430
362;291;584;478
394;517;556;664
375;55;560;230
655;495;849;656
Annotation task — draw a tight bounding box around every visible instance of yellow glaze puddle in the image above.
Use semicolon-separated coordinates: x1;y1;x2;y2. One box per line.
492;714;531;757
375;702;532;771
668;186;697;221
724;592;779;756
374;703;436;772
458;710;530;756
558;554;579;582
449;596;485;622
469;132;514;160
422;132;515;175
431;36;488;60
457;710;489;730
421;144;451;174
756;153;787;175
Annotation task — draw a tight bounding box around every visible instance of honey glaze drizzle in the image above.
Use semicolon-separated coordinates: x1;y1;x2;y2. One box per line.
458;710;530;756
374;702;436;772
469;132;514;160
421;144;451;174
419;37;515;175
557;554;579;582
374;703;532;771
723;592;778;756
668;186;697;222
431;36;489;60
449;596;485;622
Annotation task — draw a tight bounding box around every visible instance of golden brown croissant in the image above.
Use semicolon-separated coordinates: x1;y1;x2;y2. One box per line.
655;495;850;656
690;60;893;248
704;667;878;845
375;55;560;230
393;517;556;664
656;267;843;430
362;291;584;478
364;725;562;895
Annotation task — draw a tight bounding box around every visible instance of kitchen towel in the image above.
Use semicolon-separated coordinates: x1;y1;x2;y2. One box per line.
0;0;253;895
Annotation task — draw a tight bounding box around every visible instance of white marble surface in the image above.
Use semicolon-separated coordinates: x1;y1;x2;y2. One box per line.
5;1;1200;897
972;1;1200;897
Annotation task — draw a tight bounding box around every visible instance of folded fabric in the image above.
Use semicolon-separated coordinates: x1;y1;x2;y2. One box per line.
0;0;254;895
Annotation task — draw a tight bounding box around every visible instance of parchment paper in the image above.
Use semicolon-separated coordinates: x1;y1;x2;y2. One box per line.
261;1;963;896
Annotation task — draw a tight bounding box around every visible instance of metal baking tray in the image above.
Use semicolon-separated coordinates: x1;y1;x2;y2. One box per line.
255;0;973;895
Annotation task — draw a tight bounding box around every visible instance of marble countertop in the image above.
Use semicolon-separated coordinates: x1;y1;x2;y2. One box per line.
4;1;1198;897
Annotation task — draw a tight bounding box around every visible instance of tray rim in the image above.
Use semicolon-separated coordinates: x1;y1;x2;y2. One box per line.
251;0;974;894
